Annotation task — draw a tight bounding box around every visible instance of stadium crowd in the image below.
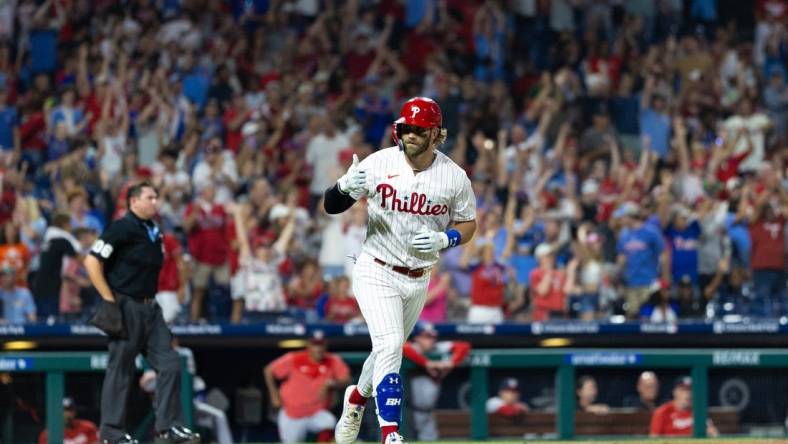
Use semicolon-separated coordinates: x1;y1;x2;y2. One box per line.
0;0;784;326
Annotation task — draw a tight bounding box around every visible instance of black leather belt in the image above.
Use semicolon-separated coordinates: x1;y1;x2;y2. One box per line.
117;293;156;304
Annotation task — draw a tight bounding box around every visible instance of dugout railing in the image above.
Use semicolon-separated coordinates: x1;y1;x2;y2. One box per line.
0;352;193;444
340;348;788;440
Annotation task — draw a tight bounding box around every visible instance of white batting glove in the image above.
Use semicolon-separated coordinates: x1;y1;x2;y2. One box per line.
411;224;449;253
337;154;369;198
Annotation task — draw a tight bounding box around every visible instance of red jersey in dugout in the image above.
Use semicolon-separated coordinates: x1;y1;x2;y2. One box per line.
650;402;693;436
39;419;98;444
269;350;350;418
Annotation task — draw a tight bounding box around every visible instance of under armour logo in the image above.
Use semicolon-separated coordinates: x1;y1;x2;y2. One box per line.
410;106;420;119
389;377;399;384
385;398;401;406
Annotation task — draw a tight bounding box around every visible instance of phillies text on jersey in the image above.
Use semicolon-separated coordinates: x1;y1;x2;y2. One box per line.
357;147;476;269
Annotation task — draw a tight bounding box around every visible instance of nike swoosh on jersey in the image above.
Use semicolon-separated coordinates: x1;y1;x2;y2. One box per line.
387;174;399;179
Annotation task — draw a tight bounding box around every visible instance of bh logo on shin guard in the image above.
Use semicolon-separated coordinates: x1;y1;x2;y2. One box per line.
377;372;403;422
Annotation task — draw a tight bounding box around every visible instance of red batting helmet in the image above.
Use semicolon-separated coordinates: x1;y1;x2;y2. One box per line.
392;97;447;150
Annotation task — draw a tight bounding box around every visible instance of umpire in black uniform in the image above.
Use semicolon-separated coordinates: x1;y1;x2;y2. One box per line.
85;181;199;444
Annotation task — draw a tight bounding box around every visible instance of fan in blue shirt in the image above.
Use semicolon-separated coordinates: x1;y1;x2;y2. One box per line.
663;207;701;285
0;267;36;324
615;203;665;287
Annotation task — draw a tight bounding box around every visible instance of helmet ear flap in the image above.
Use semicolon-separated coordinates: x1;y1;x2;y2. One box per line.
437;128;448;145
393;122;405;151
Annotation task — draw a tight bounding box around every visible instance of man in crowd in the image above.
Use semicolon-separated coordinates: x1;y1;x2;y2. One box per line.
623;371;661;412
615;203;667;318
0;263;35;323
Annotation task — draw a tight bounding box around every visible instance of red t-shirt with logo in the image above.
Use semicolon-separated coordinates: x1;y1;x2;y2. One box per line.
529;268;567;321
39;419;99;444
650;402;693;436
470;263;506;307
324;296;360;323
157;233;181;292
750;216;785;270
185;202;228;266
269;350;350;418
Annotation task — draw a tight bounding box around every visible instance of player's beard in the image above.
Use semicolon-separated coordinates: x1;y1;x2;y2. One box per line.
404;137;431;160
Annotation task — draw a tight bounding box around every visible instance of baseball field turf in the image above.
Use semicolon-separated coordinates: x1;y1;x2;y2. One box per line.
373;440;786;444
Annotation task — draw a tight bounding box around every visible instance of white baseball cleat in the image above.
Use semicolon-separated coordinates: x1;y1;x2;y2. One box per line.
384;432;407;444
335;385;366;444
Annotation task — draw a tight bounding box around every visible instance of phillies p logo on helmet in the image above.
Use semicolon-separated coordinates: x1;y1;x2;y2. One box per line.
393;97;447;150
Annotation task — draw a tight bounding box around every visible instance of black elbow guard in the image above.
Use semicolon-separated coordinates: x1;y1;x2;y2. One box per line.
323;183;356;214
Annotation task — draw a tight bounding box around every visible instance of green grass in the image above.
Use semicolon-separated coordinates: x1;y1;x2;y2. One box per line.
358;440;785;444
386;440;784;444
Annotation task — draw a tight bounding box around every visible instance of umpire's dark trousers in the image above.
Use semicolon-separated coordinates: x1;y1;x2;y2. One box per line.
100;294;183;440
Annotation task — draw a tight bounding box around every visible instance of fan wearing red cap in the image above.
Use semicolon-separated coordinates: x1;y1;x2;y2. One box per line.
324;97;477;444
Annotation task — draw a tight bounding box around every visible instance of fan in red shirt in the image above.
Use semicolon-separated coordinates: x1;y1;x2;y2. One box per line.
650;376;718;437
463;240;508;324
38;397;99;444
263;331;351;444
402;322;470;441
184;185;230;321
749;197;786;316
223;92;251;152
323;276;360;323
288;259;324;310
529;243;571;321
154;232;187;324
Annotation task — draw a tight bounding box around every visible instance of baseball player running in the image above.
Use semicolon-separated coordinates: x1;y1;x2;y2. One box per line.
323;97;477;444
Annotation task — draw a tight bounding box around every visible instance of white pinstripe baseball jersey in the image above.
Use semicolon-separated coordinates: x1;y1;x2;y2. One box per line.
356;147;476;269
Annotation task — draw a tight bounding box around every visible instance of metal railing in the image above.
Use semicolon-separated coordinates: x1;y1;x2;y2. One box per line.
341;348;788;439
0;352;193;444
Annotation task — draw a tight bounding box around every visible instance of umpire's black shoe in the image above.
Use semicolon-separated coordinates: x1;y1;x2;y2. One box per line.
155;425;200;444
101;433;138;444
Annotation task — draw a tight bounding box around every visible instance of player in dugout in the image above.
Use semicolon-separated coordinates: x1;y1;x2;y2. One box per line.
402;322;470;440
264;330;351;443
650;376;719;437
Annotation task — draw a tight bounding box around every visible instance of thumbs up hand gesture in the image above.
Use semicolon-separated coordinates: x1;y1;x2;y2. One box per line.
411;224;450;253
337;154;369;198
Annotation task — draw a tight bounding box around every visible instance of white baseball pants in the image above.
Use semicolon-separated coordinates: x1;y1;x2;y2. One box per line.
352;252;430;426
277;409;336;443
